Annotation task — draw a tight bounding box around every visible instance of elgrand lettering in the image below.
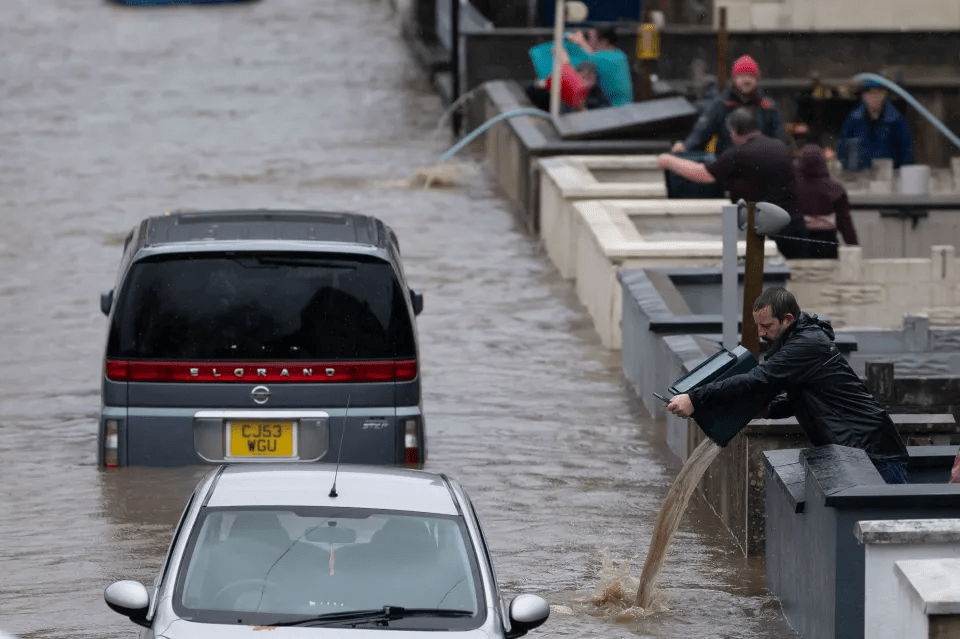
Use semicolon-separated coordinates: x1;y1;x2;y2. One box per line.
185;365;359;379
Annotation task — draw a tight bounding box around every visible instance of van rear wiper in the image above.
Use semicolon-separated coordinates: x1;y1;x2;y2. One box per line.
265;605;473;627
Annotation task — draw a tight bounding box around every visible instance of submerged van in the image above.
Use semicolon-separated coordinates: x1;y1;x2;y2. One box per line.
98;209;425;468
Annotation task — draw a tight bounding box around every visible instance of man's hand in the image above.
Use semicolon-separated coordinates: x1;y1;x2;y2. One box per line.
567;30;591;52
656;153;674;169
666;394;694;419
671;141;686;153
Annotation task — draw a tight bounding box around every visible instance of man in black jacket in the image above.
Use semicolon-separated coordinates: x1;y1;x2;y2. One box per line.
665;288;909;483
658;108;806;258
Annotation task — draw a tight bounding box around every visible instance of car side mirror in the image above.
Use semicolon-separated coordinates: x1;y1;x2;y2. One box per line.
410;290;424;316
100;290;114;316
506;593;550;638
104;580;150;628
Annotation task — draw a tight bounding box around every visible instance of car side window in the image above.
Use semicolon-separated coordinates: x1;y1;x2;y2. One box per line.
151;492;197;618
465;497;506;621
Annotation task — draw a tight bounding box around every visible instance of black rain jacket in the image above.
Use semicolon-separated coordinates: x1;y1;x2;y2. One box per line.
683;87;787;157
689;312;908;462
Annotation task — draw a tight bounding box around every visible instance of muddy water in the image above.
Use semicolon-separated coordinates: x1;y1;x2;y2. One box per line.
0;1;797;637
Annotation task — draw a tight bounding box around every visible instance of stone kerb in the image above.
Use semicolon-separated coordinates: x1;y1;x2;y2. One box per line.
788;245;960;329
578;200;778;349
856;520;960;639
538;155;668;280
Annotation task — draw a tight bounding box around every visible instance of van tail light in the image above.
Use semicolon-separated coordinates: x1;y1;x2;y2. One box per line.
404;419;420;466
103;420;119;468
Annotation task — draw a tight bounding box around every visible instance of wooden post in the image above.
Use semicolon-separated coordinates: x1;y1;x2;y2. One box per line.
717;7;728;94
451;0;461;135
741;202;764;357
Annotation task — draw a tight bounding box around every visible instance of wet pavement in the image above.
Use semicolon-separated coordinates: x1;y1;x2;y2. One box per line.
0;1;798;637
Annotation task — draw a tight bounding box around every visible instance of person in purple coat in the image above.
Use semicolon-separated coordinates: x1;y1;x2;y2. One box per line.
795;144;859;258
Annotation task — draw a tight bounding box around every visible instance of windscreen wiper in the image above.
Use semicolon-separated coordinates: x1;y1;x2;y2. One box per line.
265;605;474;627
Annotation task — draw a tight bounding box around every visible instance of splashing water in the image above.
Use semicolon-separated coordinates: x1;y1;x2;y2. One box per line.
585;552;670;622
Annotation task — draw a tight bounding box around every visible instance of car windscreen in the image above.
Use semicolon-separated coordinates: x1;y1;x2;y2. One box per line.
107;252;416;360
174;507;484;629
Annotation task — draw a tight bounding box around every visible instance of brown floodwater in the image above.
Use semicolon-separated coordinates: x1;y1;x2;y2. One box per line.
0;1;798;637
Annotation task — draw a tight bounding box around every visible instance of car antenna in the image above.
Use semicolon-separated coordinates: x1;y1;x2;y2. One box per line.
329;393;350;498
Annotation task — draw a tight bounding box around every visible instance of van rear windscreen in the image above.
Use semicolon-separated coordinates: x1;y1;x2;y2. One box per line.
107;253;416;361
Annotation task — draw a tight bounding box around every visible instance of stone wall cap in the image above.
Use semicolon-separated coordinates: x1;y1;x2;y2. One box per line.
895;558;960;614
856;518;960;544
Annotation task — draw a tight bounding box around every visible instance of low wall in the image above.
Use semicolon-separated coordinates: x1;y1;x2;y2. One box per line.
573;200;779;349
535;155;960;341
765;445;960;639
537;155;727;277
857;519;960;639
789;245;960;330
895;558;960;638
479;81;671;234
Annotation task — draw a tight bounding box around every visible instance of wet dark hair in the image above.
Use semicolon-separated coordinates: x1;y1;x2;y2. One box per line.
725;107;760;136
576;61;598;77
596;26;618;46
753;287;801;320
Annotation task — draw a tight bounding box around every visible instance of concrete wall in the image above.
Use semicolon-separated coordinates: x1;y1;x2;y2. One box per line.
714;0;960;31
789;245;960;330
538;156;669;279
573;199;779;348
764;445;960;639
857;520;960;639
895;558;960;639
478;81;671;234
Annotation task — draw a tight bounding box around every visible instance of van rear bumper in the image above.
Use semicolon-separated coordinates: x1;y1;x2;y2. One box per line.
98;407;424;467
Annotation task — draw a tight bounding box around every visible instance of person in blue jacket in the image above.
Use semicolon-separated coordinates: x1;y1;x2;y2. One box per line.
837;78;913;171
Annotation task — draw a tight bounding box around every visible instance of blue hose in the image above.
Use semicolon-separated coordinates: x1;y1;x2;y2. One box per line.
855;72;960;150
439;108;554;162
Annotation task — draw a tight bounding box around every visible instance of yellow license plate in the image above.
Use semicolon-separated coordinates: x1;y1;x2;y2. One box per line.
228;421;295;457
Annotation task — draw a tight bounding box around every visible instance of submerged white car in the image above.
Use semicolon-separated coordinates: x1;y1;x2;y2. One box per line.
104;464;550;637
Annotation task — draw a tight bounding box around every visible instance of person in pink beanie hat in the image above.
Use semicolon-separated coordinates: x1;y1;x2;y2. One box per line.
672;54;786;157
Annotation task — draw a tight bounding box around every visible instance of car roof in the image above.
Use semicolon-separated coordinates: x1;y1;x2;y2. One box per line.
204;464;460;516
141;209;387;248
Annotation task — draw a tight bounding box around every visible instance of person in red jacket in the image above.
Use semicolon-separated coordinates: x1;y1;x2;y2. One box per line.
795;144;859;259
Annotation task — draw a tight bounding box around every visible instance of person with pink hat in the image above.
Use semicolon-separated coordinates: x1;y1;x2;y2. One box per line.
672;54;786;157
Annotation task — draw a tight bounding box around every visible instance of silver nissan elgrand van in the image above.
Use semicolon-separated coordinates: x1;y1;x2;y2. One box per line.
98;209;425;468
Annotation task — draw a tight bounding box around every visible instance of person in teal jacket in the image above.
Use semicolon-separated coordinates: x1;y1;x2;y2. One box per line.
528;27;633;108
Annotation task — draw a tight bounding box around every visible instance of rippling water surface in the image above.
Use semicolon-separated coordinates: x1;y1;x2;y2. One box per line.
0;1;798;637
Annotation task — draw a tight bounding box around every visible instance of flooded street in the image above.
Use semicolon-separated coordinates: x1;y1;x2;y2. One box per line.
0;1;797;637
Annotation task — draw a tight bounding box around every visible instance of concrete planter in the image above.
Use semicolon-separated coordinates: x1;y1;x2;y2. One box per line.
572;200;779;349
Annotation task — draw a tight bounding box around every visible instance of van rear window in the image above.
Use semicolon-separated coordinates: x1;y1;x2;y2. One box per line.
107;253;416;361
